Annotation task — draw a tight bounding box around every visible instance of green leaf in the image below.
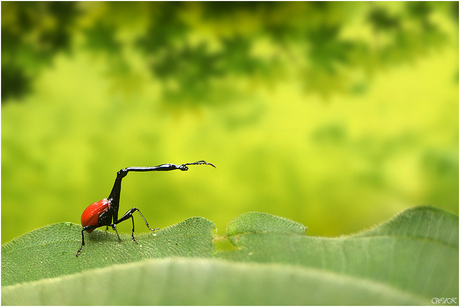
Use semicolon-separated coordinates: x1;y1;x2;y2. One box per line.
225;211;307;246
1;217;216;286
215;206;459;302
2;258;427;305
1;206;458;305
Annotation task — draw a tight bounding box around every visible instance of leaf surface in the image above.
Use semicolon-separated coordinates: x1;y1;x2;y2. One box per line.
2;258;427;305
1;206;458;305
215;206;459;301
1;217;216;286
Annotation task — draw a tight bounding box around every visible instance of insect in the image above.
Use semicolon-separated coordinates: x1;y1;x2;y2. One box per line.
76;160;215;257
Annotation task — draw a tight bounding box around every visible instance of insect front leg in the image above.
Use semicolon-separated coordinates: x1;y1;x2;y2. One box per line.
115;207;158;243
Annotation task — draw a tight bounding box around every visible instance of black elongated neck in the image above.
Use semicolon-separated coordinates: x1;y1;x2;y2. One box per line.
106;161;215;220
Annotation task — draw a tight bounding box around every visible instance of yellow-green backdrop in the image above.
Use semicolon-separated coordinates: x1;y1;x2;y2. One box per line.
2;2;458;243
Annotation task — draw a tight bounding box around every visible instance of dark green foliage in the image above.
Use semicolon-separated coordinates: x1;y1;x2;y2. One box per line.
1;2;456;103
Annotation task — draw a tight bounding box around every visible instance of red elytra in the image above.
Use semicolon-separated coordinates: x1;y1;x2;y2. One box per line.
81;198;110;232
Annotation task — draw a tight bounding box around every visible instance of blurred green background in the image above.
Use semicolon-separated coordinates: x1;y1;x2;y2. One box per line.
2;2;458;244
